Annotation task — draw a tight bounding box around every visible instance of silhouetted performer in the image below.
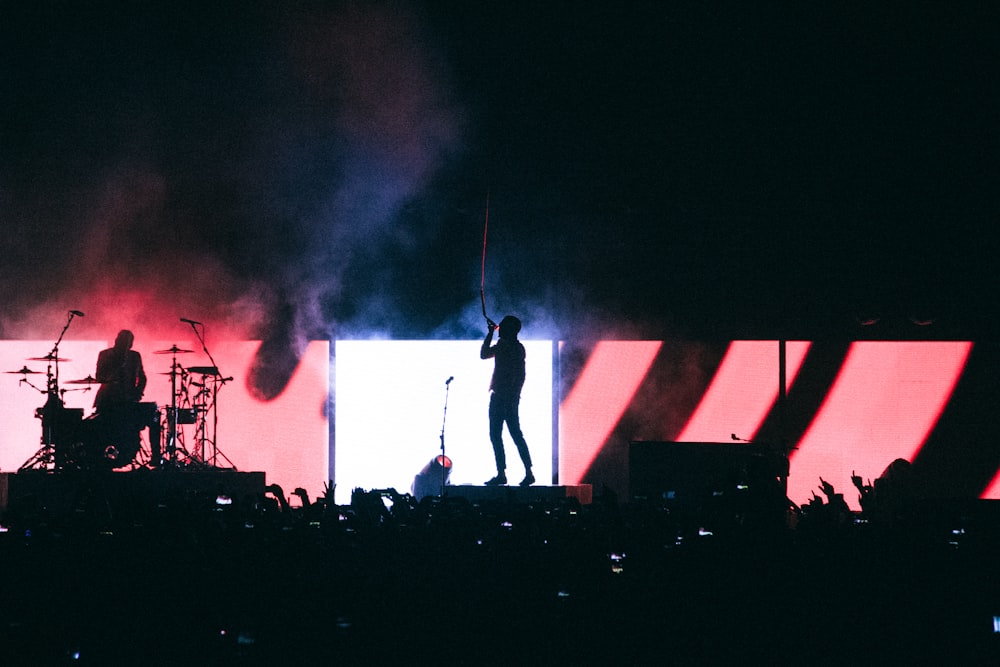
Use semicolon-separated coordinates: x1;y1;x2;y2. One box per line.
480;315;534;486
92;329;148;467
95;330;147;410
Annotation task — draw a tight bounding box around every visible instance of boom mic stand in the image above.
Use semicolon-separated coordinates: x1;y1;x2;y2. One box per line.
19;310;81;471
183;319;234;469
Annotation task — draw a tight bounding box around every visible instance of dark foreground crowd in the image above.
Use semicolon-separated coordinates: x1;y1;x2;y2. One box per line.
2;475;1000;666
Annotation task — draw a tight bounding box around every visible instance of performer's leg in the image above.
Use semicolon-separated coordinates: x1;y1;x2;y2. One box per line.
488;394;507;473
505;399;532;469
485;394;508;485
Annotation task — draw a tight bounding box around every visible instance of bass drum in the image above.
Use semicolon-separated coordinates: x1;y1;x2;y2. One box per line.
77;412;143;470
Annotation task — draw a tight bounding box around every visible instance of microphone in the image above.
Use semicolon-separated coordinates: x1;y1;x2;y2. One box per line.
180;318;202;325
69;310;85;317
445;376;454;385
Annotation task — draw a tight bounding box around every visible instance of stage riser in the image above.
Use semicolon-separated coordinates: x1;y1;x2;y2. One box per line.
0;470;266;517
443;484;592;505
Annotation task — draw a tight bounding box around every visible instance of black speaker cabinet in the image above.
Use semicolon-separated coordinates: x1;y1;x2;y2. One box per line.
629;440;787;514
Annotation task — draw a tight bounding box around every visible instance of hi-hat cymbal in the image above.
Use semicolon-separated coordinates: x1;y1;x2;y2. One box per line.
6;366;41;374
65;375;98;385
28;355;70;362
154;346;194;354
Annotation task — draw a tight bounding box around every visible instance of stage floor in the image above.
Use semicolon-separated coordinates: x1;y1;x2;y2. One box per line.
443;483;592;505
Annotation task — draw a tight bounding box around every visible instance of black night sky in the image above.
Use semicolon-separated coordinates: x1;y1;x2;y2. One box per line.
2;2;998;345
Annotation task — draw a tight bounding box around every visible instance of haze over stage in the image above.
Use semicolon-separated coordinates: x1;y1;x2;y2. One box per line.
1;4;997;349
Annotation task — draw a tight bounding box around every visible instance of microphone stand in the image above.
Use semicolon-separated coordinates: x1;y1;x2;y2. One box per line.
439;378;452;496
20;310;81;471
46;310;78;403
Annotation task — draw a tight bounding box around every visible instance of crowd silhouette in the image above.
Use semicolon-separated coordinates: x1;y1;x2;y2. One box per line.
1;463;998;665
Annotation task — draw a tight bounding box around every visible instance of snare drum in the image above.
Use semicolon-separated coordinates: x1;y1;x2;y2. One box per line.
80;401;157;469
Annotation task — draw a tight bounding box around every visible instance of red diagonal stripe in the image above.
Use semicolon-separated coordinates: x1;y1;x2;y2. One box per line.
676;340;811;443
559;341;662;484
788;341;973;510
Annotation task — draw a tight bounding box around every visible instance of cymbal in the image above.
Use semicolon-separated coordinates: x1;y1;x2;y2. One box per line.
65;375;98;385
6;366;41;374
188;366;219;376
27;355;70;362
154;346;194;354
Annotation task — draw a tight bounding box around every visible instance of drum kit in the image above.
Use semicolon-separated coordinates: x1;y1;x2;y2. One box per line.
151;344;233;469
9;312;233;472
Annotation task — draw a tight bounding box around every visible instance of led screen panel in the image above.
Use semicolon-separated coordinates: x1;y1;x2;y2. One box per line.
556;339;985;511
0;340;329;501
5;337;993;515
787;341;972;509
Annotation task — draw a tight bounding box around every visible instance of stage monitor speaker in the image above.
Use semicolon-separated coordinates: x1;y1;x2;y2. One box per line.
629;441;787;517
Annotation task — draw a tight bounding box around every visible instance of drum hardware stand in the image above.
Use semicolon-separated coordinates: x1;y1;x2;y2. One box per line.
187;371;234;468
17;310;82;472
183;319;235;469
153;345;196;468
162;356;183;467
189;379;209;464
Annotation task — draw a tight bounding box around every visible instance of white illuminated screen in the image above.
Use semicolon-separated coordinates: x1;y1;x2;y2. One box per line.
335;340;553;505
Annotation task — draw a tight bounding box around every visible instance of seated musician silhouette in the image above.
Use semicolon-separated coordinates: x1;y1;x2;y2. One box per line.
91;329;151;468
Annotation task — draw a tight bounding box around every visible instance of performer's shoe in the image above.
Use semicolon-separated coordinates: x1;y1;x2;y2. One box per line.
519;472;535;487
484;474;507;486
